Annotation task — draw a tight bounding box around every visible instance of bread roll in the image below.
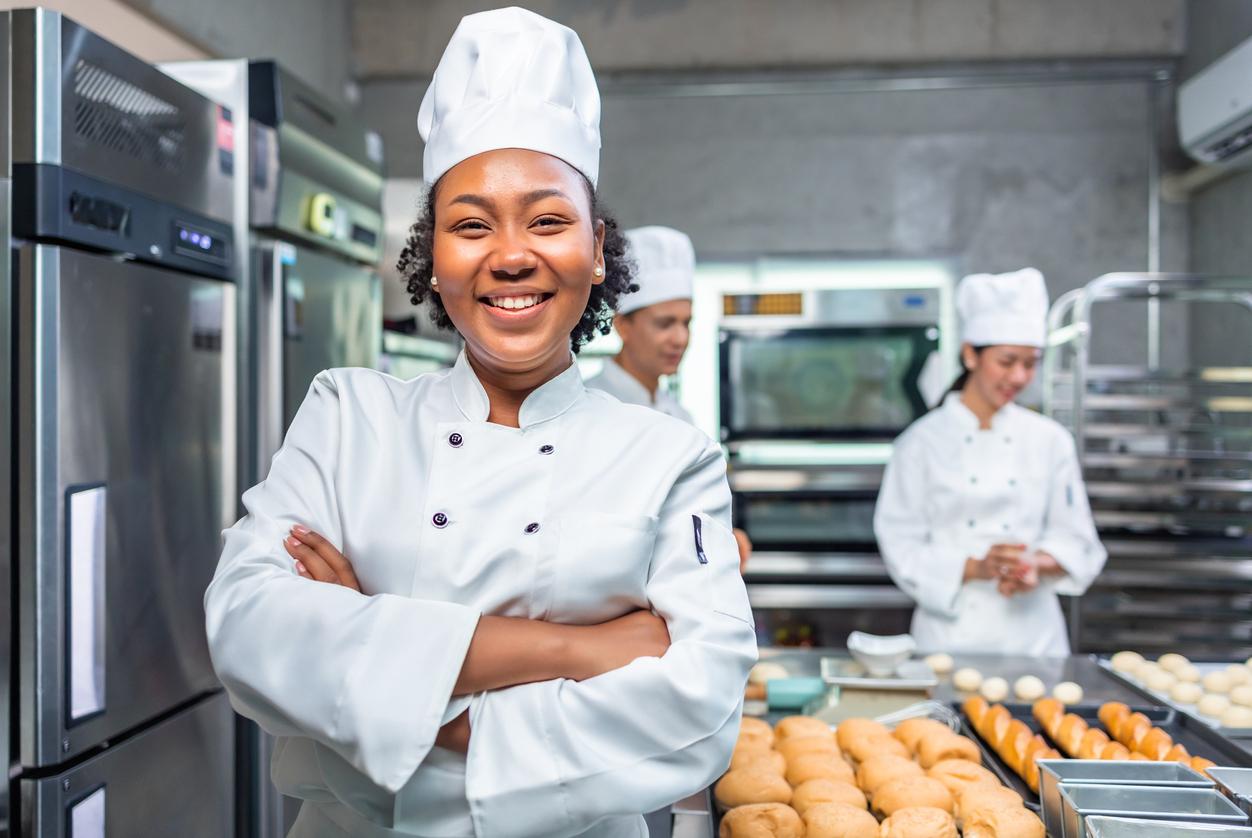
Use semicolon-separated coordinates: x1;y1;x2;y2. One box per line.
1001;722;1034;773
954;667;984;692
1052;681;1083;705
1018;736;1050;786
790;778;867;816
786;752;855;787
1077;728;1110;760
1013;676;1045;702
1024;748;1060;793
1230;684;1252;708
1111;651;1144;673
1032;698;1064;735
731;748;787;774
918;733;982;769
1146;669;1177;692
873;776;954;817
1100;742;1131;761
1098;702;1130;734
964;806;1045;838
776;716;833;742
845;734;910;764
1192;756;1217;777
1115;712;1151;748
1204;671;1234;694
738;717;776;751
1158;653;1190;673
892;718;949;753
835;718;890;751
1172;682;1203;704
776;735;839;764
959;783;1024;817
926;759;1000;796
716;768;793;808
1222;705;1252;728
855;754;923;795
801;802;879;838
718;803;804;838
879;806;958;838
1128;752;1150;761
963;696;990;728
1055;714;1088;755
925;653;955;675
1227;665;1251;685
1164;743;1191;763
1198;694;1231;718
1137;727;1173;760
979;705;1012;749
980;677;1009;703
1176;663;1202;683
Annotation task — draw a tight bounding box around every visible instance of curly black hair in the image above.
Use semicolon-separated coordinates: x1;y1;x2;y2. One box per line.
397;176;636;352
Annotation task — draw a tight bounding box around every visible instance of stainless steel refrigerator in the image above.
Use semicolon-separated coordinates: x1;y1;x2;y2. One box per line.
4;10;236;836
159;58;383;838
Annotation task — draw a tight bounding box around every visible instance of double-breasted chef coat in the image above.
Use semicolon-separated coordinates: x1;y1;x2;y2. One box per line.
204;351;758;838
586;359;694;424
873;392;1107;656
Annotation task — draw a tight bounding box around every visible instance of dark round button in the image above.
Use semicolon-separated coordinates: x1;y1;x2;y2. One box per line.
524;522;540;534
449;433;463;448
965;435;973;444
968;520;976;528
432;512;449;528
539;444;555;455
1009;478;1017;487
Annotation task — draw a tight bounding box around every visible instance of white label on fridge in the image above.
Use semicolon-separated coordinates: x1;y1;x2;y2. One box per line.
69;485;107;720
70;786;106;837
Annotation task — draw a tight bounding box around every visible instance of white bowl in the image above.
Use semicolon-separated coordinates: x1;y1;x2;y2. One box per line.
846;632;916;677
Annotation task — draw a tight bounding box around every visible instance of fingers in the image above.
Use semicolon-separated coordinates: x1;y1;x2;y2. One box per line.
283;529;362;592
289;525;362;592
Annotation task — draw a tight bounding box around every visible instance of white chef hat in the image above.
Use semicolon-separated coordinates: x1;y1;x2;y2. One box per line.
417;7;601;187
619;226;696;315
957;268;1050;348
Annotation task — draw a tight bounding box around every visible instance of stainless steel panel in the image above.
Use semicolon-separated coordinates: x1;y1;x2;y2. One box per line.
16;245;235;767
670;790;715;838
276;242;380;430
2;13;12;834
743;552;890;581
9;9;232;222
20;693;234;838
729;464;884;492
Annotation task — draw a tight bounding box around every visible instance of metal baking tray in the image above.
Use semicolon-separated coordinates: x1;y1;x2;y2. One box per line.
1210;768;1252;818
1086;816;1252;837
1060;785;1248;838
1039;760;1214;838
1097;659;1252;736
998;702;1252;768
819;655;938;690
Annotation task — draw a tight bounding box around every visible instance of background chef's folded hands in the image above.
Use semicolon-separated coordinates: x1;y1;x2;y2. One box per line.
962;543;1065;598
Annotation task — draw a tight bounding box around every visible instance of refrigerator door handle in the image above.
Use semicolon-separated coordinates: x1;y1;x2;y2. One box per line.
66;483;107;723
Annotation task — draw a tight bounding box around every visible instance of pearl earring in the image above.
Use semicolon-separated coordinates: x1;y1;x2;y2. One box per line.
431;276;439;288
593;266;604;277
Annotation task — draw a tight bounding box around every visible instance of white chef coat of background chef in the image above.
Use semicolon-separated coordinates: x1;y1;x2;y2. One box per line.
586;226;695;423
873;268;1107;656
204;9;756;838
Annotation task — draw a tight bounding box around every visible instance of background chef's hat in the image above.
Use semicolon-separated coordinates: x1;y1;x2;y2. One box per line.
619;226;696;315
417;7;602;186
957;268;1050;348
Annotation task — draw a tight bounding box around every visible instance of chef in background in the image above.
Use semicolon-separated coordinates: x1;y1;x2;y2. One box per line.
587;226;754;571
873;268;1106;655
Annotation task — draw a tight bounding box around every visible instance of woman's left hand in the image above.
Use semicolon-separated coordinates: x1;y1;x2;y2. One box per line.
284;525;362;593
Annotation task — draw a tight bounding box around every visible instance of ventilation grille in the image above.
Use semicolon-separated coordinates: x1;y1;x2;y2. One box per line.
72;60;186;171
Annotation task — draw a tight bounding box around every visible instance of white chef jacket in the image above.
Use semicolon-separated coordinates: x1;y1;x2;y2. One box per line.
873;392;1106;656
586;358;694;424
205;351;757;838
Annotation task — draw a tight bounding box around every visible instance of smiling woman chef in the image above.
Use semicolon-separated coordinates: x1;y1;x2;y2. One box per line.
203;8;757;838
873;269;1107;656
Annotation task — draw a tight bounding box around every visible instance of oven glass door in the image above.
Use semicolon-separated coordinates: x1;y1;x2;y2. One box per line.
720;326;937;440
735;491;879;551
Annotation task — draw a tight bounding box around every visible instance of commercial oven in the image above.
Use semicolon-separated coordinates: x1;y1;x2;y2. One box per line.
689;264;956;647
5;10;236;836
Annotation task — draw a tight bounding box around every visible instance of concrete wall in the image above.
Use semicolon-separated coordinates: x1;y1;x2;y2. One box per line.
1183;0;1252;366
364;71;1188;366
353;0;1186;77
121;0;353;96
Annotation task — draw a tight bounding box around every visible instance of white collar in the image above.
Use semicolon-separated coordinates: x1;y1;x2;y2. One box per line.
600;358;662;405
449;349;585;428
941;390;1016;432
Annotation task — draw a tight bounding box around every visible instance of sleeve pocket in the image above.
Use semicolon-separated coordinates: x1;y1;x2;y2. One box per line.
694;513;755;628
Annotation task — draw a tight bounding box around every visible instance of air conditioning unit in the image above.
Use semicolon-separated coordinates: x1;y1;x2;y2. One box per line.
1180;34;1252;167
